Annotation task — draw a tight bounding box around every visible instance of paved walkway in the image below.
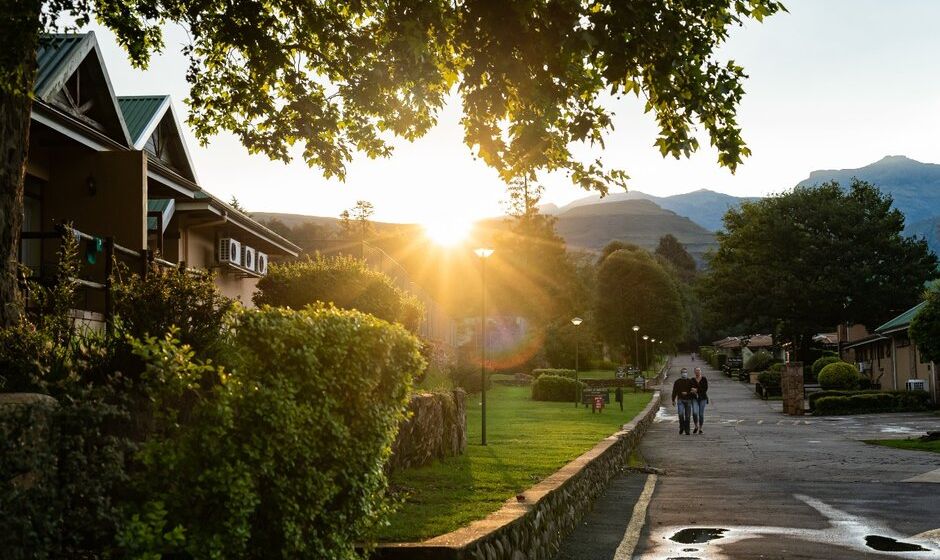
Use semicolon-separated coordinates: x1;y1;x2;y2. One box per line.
555;355;940;559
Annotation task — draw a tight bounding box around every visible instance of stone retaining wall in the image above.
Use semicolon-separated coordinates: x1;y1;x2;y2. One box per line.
375;391;662;560
388;389;467;472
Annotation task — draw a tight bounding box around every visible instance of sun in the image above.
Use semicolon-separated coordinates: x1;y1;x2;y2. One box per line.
422;216;473;247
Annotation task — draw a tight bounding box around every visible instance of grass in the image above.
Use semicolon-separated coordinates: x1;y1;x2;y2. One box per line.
865;438;940;454
377;385;652;542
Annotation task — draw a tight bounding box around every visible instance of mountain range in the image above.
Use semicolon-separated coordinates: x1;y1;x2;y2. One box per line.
256;155;940;263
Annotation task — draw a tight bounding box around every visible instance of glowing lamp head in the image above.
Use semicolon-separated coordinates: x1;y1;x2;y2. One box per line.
632;325;639;332
651;338;656;343
571;317;583;326
642;335;649;341
474;248;494;258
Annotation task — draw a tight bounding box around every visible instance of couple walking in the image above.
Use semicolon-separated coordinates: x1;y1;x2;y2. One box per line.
671;366;708;435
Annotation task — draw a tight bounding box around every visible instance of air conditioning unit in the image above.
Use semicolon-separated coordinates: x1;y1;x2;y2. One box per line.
218;238;241;265
241;246;256;271
256;252;268;275
906;379;927;392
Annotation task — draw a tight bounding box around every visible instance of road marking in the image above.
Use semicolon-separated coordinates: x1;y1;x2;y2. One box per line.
613;473;657;560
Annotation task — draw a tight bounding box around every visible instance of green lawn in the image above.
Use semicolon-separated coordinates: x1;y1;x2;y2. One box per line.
377;385;652;542
865;438;940;454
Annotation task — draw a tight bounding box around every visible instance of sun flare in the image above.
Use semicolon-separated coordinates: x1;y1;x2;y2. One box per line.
422;216;473;247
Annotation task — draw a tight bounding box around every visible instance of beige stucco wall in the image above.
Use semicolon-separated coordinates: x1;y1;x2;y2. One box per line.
181;223;259;307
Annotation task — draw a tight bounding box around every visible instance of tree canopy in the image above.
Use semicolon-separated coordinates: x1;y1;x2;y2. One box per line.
0;0;786;326
594;248;684;363
910;287;940;364
699;180;939;358
655;234;697;282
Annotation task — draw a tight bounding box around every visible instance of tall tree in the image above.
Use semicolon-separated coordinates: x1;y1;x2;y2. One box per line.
0;0;785;326
700;180;939;360
339;200;376;242
655;234;697;283
595;249;684;364
910;287;940;365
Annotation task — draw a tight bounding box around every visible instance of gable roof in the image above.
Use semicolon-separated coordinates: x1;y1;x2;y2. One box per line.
117;95;198;181
875;301;927;334
35;32;131;147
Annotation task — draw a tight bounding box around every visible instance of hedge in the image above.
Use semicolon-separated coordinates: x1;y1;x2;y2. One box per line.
117;305;426;559
254;256;425;331
531;375;585;402
812;390;932;415
818;362;861;390
531;368;577;379
757;370;781;388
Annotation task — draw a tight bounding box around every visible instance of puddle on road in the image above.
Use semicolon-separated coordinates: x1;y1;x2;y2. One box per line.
865;535;929;552
670;528;728;544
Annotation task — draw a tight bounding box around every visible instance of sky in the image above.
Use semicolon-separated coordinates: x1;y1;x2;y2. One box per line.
87;0;940;225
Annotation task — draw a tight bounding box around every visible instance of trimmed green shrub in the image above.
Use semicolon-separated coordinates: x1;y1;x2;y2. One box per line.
757;370;781;388
124;305;425;559
769;362;785;373
818;362;861;390
811;390;931;415
816;393;890;415
812;356;843;378
254;256;424;331
531;368;577;379
531;375;586;402
744;351;772;372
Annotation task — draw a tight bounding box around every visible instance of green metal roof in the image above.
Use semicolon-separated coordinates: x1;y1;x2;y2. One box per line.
875;301;927;334
146;199;175;233
35;34;89;97
117;96;169;145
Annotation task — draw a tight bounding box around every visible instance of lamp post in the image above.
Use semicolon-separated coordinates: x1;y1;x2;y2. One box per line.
651;338;656;370
571;317;583;407
642;335;649;373
632;325;640;371
474;247;494;445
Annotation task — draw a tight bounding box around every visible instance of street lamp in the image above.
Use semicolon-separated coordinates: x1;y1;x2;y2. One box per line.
571;317;583;407
632;325;640;371
474;247;494;445
642;335;649;373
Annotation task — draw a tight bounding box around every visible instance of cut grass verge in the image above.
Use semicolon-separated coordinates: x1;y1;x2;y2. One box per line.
377;385;652;542
865;438;940;454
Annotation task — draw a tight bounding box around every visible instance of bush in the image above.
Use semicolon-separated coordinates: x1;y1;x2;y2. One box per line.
124;305;425;559
744;351;772;372
112;265;233;361
818;362;861;390
812;355;843;378
769;362;785;373
254;256;424;331
811;390;932;415
449;361;492;393
812;391;930;416
531;375;585;402
531;368;577;379
757;370;781;388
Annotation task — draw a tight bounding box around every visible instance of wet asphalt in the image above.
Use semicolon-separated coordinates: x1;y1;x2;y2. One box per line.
555;355;940;560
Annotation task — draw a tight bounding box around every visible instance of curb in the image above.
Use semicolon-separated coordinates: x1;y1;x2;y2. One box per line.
374;391;662;560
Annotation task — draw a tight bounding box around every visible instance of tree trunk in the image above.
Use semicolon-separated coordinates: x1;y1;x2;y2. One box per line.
0;0;41;327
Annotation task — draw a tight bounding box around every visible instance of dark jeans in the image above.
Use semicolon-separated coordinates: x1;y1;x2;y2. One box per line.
676;399;693;434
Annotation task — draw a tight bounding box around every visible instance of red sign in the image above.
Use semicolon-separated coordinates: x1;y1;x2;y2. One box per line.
593;396;604;411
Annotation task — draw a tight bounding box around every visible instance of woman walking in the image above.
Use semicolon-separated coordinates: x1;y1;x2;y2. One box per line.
690;367;709;434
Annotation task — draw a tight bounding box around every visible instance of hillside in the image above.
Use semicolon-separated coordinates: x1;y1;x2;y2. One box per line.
554;199;716;263
552;189;755;232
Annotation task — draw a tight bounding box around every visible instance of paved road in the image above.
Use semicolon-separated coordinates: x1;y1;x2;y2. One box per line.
556;355;940;560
